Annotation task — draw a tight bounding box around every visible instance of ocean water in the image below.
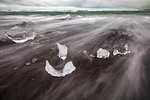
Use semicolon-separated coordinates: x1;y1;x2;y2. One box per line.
0;13;150;100
0;10;150;15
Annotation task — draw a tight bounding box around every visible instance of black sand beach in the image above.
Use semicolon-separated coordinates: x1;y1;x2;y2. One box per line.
0;14;150;100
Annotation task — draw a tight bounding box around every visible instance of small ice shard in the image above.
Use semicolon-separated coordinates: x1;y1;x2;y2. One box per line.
113;44;131;56
56;42;68;60
5;32;37;43
45;60;62;77
124;44;128;50
97;48;110;58
62;61;76;76
61;14;71;20
113;49;121;56
45;60;76;77
124;50;131;55
113;49;130;55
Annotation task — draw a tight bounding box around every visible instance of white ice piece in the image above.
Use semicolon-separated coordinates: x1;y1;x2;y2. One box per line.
113;49;131;56
56;42;68;60
62;61;76;76
97;48;110;58
113;49;121;56
45;60;76;77
5;32;37;43
45;60;62;77
61;14;71;20
124;44;128;50
113;44;131;56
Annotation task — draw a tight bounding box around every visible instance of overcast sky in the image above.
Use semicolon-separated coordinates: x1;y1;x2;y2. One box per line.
0;0;150;11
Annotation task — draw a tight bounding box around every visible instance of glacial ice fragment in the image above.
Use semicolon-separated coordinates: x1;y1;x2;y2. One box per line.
62;61;76;76
45;60;62;77
97;48;110;58
56;42;68;60
113;49;130;55
113;44;131;56
61;14;71;20
5;32;37;43
113;49;121;56
45;60;76;77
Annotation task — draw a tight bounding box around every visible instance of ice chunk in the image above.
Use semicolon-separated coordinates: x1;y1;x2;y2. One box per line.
62;61;76;76
5;32;37;43
124;50;131;55
97;48;110;58
60;14;71;20
113;49;121;56
45;60;76;77
124;44;128;50
56;42;68;60
45;60;62;77
113;44;131;56
113;49;130;55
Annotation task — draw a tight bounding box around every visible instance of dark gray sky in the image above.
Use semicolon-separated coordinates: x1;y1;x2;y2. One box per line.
0;0;150;11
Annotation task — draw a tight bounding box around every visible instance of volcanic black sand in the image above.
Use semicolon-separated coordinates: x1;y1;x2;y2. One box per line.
0;14;150;100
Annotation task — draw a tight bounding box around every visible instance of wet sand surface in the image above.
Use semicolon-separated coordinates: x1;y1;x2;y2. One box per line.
0;14;150;100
